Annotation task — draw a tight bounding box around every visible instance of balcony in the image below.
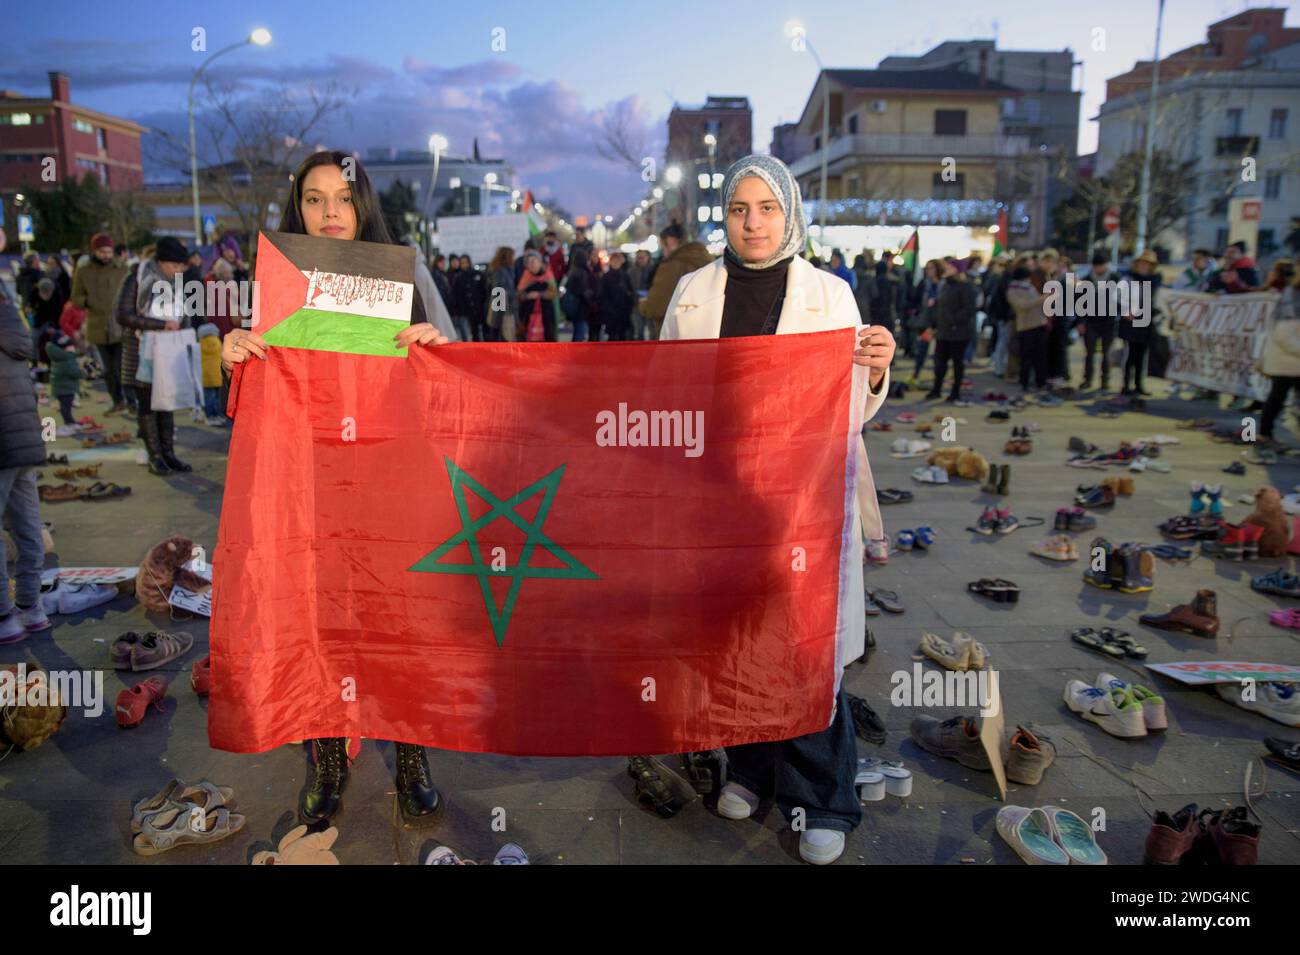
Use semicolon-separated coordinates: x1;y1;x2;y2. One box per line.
788;133;1031;179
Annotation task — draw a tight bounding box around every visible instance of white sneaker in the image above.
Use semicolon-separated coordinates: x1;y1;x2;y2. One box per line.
799;828;846;865
16;603;51;632
39;578;61;616
57;582;117;614
1215;682;1300;728
715;782;760;820
0;613;25;645
55;424;80;437
1063;680;1147;738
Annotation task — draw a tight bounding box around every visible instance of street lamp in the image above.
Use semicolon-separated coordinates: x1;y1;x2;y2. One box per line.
188;29;272;245
786;20;828;238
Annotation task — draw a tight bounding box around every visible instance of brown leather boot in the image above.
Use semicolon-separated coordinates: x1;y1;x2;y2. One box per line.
1144;803;1201;864
1139;589;1219;638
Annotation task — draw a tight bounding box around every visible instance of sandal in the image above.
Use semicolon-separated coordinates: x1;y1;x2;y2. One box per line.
1071;627;1124;658
38;482;82;502
967;578;1020;603
132;779;236;833
1145;544;1193;560
1269;608;1300;630
877;488;914;505
866;588;904;614
1252;569;1300;598
1099;627;1147;659
82;481;131;500
132;805;247;856
855;757;913;800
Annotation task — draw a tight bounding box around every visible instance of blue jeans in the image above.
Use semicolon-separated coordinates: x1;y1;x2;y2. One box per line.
571;320;589;343
992;320;1011;376
0;467;43;616
725;686;862;833
203;387;220;417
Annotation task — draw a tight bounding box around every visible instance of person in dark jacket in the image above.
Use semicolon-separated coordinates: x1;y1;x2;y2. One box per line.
46;255;72;302
909;259;942;382
925;257;977;402
596;251;637;341
485;246;518;342
27;277;64;334
1208;241;1260;293
0;287;50;643
1078;253;1122;391
431;254;453;311
45;331;83;429
116;236;193;475
1120;250;1161;396
15;253;43;305
563;246;596;341
852;253;875;329
872;253;900;335
452;254;488;341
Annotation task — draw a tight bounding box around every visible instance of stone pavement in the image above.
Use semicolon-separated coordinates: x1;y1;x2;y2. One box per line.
3;350;1299;866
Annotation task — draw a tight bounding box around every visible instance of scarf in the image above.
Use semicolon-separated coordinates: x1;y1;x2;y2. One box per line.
720;154;807;270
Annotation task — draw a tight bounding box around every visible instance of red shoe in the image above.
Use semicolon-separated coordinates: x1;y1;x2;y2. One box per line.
76;416;104;432
1239;522;1264;560
191;656;211;697
115;677;168;728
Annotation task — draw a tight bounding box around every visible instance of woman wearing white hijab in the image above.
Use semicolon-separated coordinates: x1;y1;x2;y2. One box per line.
661;154;895;864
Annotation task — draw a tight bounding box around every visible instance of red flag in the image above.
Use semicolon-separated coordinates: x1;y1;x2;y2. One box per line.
211;333;863;756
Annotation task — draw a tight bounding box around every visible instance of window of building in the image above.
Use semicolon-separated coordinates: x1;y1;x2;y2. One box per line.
1259;228;1277;256
934;109;967;136
813;134;820;151
2;113;32;125
1270;108;1288;138
1215;227;1230;251
73;119;94;134
1226;108;1243;136
96;128;106;150
847;114;858;135
1266;172;1282;199
1210;196;1229;216
932;172;965;200
1023;99;1041;123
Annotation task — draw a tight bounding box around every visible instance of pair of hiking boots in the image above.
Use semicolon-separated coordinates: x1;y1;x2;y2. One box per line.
301;738;442;827
1083;538;1154;594
981;464;1011;495
627;751;725;818
1144;803;1260;865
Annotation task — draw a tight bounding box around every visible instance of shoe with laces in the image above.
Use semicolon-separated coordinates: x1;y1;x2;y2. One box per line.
115;676;168;729
1144;803;1201;865
16;602;51;633
716;781;760;820
799;828;846;865
865;537;890;565
995;508;1019;534
1005;725;1056;785
1064;681;1147;738
910;714;991;770
1214;681;1300;727
1196;807;1260;865
914;526;937;549
1096;672;1167;729
974;506;999;535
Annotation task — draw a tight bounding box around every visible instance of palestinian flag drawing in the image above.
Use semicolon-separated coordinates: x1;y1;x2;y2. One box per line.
252;231;416;358
899;229;918;276
992;207;1008;257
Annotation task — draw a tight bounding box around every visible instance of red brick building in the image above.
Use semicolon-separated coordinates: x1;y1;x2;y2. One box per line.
0;71;146;198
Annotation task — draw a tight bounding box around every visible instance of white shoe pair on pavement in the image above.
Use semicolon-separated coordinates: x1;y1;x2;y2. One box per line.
715;782;847;865
0;603;52;644
1215;681;1300;728
40;579;117;617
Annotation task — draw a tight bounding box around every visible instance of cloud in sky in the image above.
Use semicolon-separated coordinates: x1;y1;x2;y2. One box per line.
0;42;663;216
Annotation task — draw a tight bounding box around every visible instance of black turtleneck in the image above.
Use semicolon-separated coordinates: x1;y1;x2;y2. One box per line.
721;250;792;338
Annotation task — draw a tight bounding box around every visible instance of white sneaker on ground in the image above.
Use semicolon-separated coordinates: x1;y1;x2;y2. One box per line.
55;424;80;438
799;828;846;865
57;582;117;615
1063;680;1147;738
0;613;25;644
17;603;51;632
715;782;760;820
1215;682;1300;728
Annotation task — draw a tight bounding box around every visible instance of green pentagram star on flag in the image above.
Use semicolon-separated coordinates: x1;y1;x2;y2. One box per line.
409;458;598;647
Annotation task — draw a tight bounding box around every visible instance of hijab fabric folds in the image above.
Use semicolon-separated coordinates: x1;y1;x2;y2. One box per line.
720;154;808;270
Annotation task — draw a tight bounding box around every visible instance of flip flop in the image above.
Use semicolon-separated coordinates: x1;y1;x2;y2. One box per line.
864;594;882;616
1099;627;1147;659
967;578;1020;603
877;488;913;505
866;588;904;614
1145;544;1193;560
1269;608;1300;630
1070;627;1125;658
83;481;132;500
38;482;82;502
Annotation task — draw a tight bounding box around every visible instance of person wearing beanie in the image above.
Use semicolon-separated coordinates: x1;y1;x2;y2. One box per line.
113;236;194;474
197;322;224;424
72;231;131;413
653;153;894;865
44;331;83;433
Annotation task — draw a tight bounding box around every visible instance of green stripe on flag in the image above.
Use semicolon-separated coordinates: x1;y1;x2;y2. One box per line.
262;309;409;358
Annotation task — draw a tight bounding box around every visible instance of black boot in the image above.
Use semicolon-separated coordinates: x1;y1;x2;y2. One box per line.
140;414;171;475
157;412;192;472
300;737;349;823
394;742;442;825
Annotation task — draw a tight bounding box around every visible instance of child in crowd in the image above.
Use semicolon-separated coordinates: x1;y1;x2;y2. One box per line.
44;332;84;436
197;322;225;425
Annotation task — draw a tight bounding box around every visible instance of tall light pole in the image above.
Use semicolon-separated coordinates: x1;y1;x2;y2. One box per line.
1135;0;1165;255
788;21;829;241
188;28;271;246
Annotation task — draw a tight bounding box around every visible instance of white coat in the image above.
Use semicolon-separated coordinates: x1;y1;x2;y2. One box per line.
661;254;889;675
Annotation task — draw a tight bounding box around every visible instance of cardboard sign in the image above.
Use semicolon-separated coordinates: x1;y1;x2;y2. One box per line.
169;585;211;617
1162;290;1278;399
434;214;530;265
42;567;139;585
977;671;1007;801
1146;661;1300;685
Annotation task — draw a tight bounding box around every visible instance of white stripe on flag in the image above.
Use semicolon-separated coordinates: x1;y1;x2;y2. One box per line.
302;269;414;322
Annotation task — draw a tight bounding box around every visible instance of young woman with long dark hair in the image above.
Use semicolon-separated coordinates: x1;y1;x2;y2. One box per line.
220;150;448;827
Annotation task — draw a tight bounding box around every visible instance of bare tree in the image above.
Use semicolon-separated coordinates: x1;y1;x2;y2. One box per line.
593;97;649;171
146;79;351;240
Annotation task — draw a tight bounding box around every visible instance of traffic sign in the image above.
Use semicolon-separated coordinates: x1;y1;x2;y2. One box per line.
17;214;33;241
203;214;217;239
1102;207;1120;233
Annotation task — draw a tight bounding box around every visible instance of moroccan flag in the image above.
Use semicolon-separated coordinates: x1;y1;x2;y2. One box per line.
211;257;867;755
992;208;1008;257
899;229;918;275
